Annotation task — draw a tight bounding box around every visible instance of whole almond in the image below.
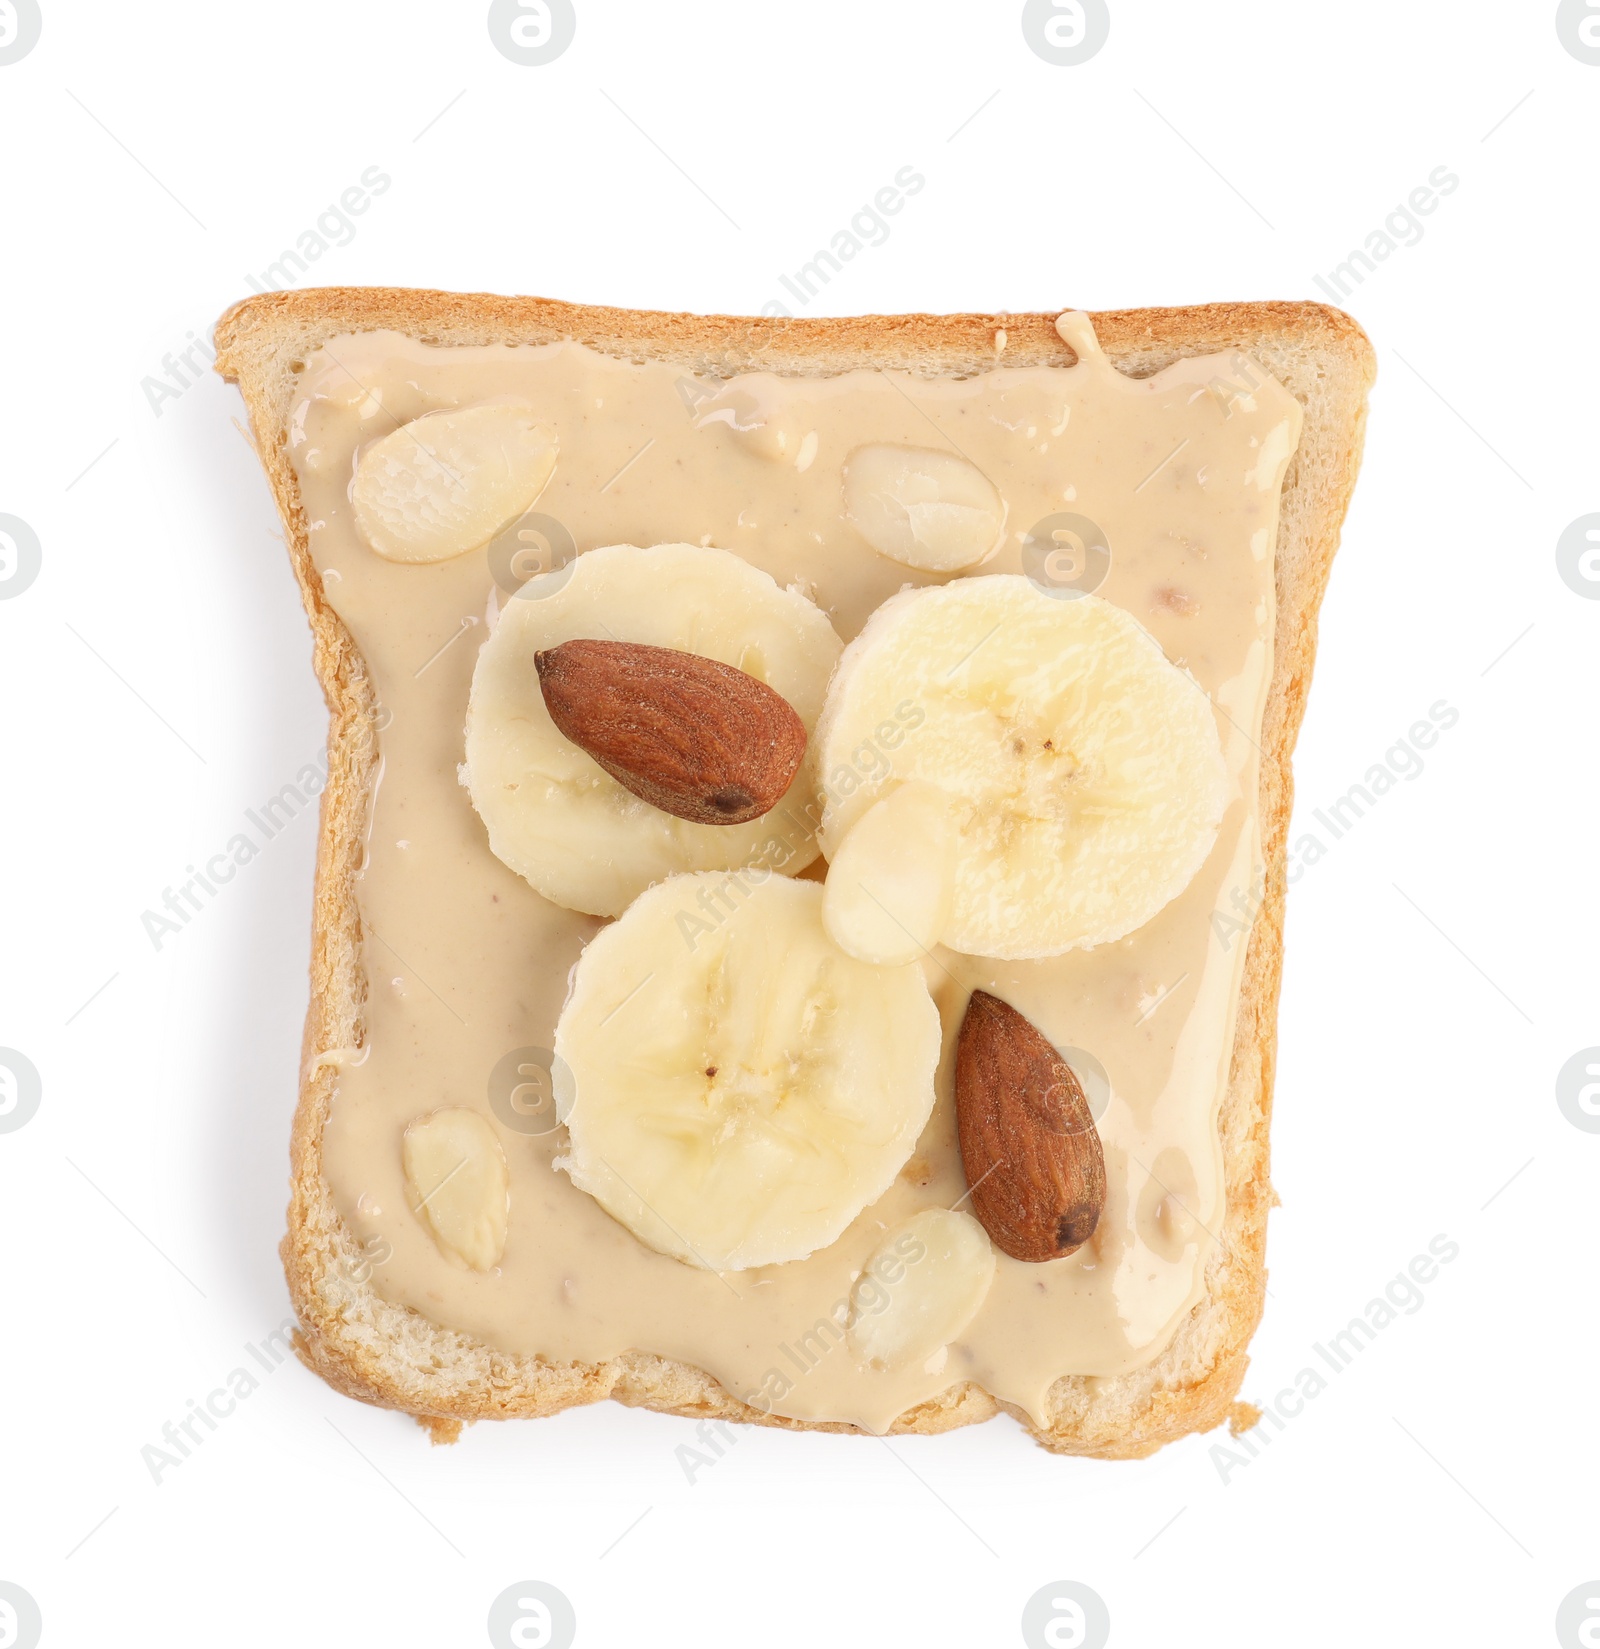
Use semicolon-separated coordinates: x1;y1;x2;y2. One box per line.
954;990;1106;1263
534;639;807;826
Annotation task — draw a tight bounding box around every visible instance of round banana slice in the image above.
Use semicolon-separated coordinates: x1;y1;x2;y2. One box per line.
465;543;842;917
554;873;940;1272
816;578;1229;959
351;398;558;563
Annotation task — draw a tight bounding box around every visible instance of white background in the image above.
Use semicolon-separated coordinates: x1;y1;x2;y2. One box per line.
1;2;1596;1645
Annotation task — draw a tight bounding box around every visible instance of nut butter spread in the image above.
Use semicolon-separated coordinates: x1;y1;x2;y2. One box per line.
288;312;1301;1432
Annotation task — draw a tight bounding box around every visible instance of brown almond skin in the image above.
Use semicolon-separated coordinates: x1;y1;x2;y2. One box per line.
955;990;1107;1263
534;639;807;826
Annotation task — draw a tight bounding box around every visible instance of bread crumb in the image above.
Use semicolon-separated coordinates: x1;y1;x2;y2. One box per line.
418;1415;464;1446
899;1154;933;1187
1227;1401;1262;1436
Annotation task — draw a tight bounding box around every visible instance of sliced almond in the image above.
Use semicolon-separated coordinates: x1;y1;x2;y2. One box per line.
402;1108;509;1271
351;399;558;564
534;638;807;825
847;1208;995;1368
822;780;957;965
842;443;1006;572
954;990;1106;1262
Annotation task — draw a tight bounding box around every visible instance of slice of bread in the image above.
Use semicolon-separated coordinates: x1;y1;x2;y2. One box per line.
213;289;1374;1457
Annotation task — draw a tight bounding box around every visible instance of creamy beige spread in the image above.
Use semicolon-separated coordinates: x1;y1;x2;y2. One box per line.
287;313;1301;1432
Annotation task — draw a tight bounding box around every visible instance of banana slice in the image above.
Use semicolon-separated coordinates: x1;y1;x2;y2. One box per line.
842;444;1006;572
401;1108;509;1271
822;779;957;965
465;543;842;917
847;1209;995;1368
816;578;1229;958
352;398;558;563
554;873;941;1272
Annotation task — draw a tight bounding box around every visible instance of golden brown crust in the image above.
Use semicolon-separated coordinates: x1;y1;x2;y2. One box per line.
213;286;1374;1456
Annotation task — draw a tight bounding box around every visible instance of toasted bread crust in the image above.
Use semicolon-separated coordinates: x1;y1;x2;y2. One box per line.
213;287;1374;1456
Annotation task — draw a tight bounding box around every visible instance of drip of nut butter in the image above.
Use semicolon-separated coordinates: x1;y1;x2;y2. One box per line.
290;314;1302;1433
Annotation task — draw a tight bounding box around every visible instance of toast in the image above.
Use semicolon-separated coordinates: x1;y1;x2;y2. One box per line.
213;288;1374;1456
